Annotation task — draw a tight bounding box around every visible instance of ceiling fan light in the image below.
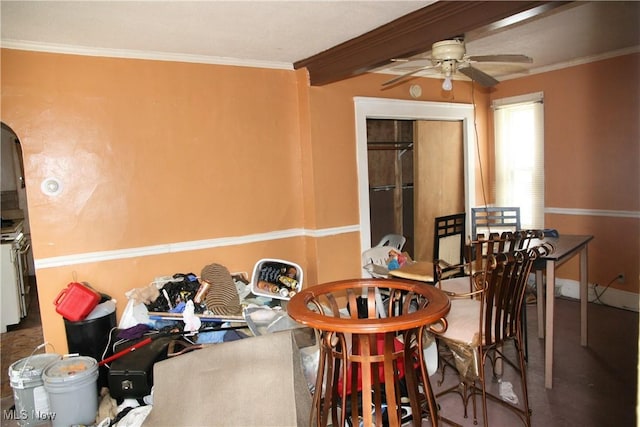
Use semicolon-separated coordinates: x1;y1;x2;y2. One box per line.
442;76;453;91
432;39;466;61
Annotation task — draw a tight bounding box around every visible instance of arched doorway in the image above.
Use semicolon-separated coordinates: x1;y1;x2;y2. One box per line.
1;122;36;331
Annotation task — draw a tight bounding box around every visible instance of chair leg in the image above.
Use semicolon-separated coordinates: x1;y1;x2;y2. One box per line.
516;337;532;426
522;303;529;362
478;349;490;427
434;341;475;423
436;340;457;387
437;340;532;426
485;339;532;427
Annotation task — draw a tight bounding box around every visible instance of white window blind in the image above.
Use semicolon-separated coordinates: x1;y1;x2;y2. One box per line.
493;92;544;229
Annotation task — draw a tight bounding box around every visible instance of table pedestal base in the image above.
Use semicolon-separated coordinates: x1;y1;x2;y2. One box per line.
313;327;439;427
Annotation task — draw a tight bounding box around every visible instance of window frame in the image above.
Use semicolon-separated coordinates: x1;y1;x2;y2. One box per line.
492;92;545;230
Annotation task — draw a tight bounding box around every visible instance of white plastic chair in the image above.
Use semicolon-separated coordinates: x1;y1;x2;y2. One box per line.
362;245;439;373
375;234;406;251
361;245;397;278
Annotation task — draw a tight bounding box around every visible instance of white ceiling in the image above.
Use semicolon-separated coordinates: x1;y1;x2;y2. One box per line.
0;1;434;68
1;1;639;84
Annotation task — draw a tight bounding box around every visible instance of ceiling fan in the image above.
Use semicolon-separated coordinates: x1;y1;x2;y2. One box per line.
382;38;533;90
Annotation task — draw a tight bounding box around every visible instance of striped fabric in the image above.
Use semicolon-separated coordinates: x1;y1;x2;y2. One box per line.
202;263;242;316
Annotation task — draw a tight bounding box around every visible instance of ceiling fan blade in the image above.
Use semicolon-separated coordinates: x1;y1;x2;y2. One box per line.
390;56;432;63
382;65;436;86
467;54;533;63
459;66;499;87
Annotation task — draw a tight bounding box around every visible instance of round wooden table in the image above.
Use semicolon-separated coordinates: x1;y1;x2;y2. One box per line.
287;278;450;427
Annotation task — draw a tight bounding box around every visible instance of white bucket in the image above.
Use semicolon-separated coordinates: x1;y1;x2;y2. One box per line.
8;353;61;426
42;356;98;427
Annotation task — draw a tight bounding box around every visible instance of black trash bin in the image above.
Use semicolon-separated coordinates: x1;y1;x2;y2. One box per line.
64;297;116;389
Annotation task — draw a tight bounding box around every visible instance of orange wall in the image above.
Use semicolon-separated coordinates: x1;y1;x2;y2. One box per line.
490;53;640;296
1;49;309;351
3;51;305;255
1;48;487;352
10;48;636;353
303;71;491;283
306;71;490;230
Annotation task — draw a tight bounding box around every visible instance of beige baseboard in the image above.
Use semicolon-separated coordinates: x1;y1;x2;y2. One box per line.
555;278;639;312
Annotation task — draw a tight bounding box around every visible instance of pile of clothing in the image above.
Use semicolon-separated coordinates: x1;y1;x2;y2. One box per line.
97;263;254;427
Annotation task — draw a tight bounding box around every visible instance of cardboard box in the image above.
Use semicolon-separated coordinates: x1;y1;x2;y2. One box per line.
143;329;314;426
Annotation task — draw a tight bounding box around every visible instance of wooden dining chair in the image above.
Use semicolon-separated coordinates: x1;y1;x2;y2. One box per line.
433;213;466;281
390;213;466;285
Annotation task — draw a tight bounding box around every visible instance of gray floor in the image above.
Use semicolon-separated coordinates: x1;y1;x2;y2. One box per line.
1;294;638;426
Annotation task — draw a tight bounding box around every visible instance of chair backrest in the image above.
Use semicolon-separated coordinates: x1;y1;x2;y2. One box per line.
376;233;406;251
436;230;545;294
362;246;396;278
433;213;466;278
467;229;544;275
474;245;549;346
471;206;521;239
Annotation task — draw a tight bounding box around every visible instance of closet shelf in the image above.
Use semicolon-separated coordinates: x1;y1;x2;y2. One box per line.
370;184;414;192
367;142;413;150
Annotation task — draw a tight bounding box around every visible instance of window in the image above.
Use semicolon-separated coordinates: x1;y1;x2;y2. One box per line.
493;92;544;229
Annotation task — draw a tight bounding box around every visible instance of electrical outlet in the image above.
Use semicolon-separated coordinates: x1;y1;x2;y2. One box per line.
617;273;625;284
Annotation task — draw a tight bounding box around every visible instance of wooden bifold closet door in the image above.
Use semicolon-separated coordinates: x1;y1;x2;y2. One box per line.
413;120;464;262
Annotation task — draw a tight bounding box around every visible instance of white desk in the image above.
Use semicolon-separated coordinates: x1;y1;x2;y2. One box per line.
535;234;594;389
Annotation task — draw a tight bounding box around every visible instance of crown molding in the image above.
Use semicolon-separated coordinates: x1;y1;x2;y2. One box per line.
0;39;293;70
